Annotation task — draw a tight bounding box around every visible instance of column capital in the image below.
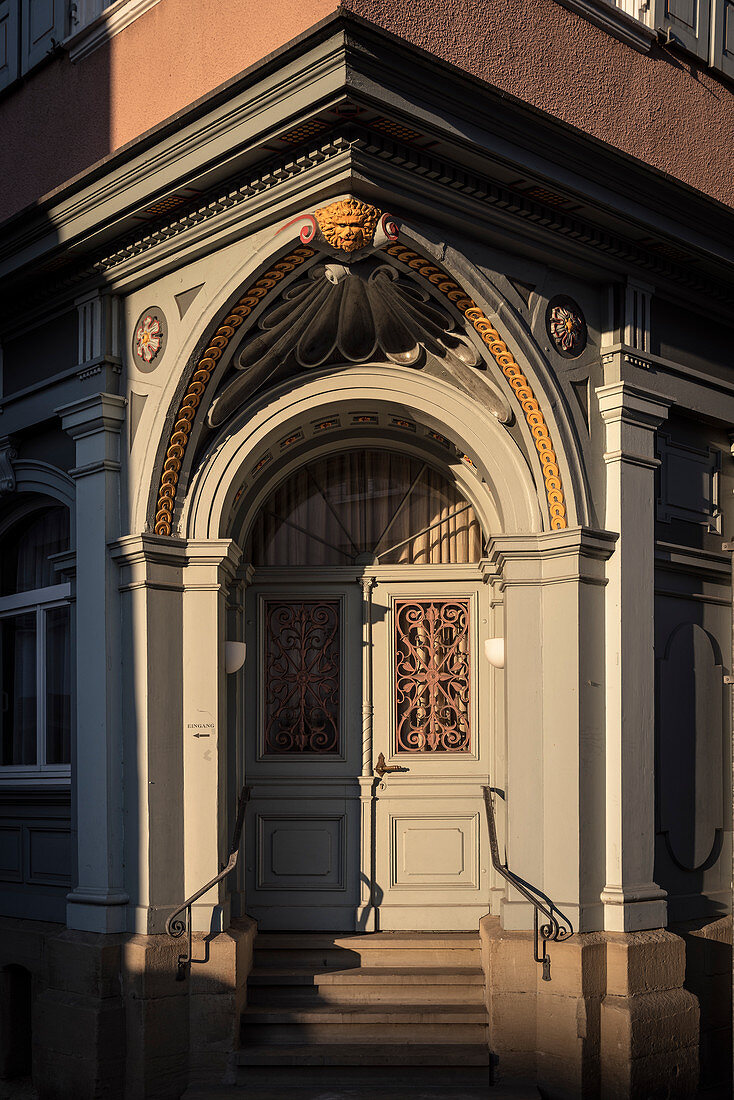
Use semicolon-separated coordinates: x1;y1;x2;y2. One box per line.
484;526;618;586
57;392;126;440
595;382;672;429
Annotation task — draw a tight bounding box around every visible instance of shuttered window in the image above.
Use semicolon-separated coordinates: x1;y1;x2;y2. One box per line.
21;0;65;71
0;0;19;92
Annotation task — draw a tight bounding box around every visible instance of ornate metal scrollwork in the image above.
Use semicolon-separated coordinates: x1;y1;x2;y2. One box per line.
264;600;340;754
394;599;471;752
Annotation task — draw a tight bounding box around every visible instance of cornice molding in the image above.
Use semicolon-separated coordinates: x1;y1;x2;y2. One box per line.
65;0;165;64
552;0;656;52
3;125;732;331
1;15;734;317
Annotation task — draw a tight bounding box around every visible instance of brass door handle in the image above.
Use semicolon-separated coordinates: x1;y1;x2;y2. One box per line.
375;752;403;778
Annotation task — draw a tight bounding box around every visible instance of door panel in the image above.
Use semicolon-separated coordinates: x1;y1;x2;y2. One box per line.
244;584;361;930
371;581;490;930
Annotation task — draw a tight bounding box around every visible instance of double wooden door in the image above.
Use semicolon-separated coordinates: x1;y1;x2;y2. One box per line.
243;572;490;931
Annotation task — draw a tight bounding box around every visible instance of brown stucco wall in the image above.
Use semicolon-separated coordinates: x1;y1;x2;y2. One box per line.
1;0;733;224
342;0;734;209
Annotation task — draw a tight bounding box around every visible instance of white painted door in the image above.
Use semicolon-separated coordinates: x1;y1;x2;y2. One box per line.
243;572;490;932
370;577;491;930
243;581;362;931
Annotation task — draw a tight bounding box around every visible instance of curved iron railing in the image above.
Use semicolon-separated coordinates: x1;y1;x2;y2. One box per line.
166;785;250;980
483;785;573;981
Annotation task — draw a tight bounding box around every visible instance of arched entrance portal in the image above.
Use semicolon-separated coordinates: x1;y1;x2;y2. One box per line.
236;443;494;931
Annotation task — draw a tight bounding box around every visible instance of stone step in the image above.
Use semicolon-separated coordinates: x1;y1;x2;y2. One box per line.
248;982;486;1005
254;933;481;950
236;1043;492;1068
252;933;481;970
187;1088;493;1099
247;966;485;1005
242;1004;488;1026
254;946;480;969
248;966;484;985
240;1022;488;1045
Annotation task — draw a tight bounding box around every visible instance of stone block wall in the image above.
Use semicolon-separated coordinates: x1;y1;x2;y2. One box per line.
480;913;732;1099
0;915;256;1100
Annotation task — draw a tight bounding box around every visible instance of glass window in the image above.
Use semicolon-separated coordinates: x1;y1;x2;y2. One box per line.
0;506;72;777
249;450;483;566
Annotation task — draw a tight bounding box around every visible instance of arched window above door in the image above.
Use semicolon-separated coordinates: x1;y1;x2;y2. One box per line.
248;449;483;567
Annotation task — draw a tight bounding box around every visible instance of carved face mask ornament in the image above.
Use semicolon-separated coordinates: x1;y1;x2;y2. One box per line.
315;199;380;253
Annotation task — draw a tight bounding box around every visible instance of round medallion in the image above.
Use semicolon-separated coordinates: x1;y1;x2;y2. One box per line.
133;307;167;371
546;296;587;359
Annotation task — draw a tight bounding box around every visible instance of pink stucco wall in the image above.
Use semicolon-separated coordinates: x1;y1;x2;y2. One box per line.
1;0;733;225
344;0;734;209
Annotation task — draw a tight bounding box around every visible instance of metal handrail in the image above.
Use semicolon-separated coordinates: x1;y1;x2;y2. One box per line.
166;785;250;980
483;785;573;981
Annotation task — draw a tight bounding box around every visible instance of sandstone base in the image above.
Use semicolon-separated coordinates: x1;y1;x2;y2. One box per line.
480;913;732;1099
0;915;256;1100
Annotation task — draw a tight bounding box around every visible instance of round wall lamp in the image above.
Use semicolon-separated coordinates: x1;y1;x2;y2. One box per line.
484;638;505;669
225;642;247;675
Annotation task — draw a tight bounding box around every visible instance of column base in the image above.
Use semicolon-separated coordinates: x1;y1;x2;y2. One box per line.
601;883;667;932
66;889;129;933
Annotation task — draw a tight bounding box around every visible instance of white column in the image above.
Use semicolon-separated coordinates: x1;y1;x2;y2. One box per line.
59;393;128;933
596;382;670;932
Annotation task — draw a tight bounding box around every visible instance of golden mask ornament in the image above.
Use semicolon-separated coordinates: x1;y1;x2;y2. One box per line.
315;199;380;252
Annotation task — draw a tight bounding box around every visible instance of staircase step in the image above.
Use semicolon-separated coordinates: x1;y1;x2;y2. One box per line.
236;1043;491;1068
254;933;480;949
243;1004;487;1025
248;983;485;1006
188;1089;492;1099
248;966;484;984
247;965;485;1005
240;1023;488;1044
254;947;480;969
253;933;480;970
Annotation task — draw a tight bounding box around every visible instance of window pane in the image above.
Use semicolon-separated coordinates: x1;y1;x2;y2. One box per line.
0;507;70;596
395;599;471;753
263;600;340;754
249;450;482;566
45;606;71;765
0;613;37;765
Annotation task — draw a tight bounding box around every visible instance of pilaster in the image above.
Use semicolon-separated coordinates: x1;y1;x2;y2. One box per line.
486;527;615;934
58;393;128;933
596;382;671;932
181;539;243;933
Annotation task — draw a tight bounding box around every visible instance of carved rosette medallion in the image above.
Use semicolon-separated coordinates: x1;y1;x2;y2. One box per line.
314;198;381;252
133;307;168;373
546;296;587;359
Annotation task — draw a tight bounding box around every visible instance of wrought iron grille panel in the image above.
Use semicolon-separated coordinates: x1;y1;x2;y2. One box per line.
263;600;340;753
394;599;471;752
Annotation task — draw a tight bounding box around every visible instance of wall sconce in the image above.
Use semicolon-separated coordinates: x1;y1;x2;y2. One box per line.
225;642;246;675
484;638;505;669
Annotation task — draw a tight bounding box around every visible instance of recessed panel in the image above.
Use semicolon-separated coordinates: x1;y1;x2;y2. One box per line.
391;814;479;888
27;827;71;885
0;826;22;882
258;815;345;890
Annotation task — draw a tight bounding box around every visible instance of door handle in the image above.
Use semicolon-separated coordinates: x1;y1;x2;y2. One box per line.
375;752;404;778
